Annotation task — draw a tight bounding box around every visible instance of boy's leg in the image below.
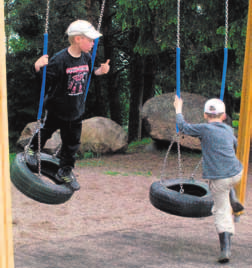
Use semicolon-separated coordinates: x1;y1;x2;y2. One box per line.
55;117;82;191
229;171;244;213
230;187;244;213
210;178;234;234
210;178;233;263
210;172;242;263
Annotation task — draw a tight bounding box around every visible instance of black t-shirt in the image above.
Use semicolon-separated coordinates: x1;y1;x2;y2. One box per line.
37;48;93;121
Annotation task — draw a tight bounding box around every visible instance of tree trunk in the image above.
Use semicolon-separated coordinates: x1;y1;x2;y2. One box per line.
102;0;122;125
141;55;156;137
128;53;144;143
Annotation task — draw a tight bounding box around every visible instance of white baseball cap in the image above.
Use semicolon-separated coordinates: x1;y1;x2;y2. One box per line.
66;20;102;39
204;98;226;114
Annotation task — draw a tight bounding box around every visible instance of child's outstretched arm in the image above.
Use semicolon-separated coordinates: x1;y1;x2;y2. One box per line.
34;55;49;72
174;95;183;114
94;59;110;75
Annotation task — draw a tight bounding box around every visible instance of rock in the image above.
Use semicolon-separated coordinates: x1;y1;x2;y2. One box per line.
79;117;128;154
17;117;128;155
142;92;232;150
16;122;61;154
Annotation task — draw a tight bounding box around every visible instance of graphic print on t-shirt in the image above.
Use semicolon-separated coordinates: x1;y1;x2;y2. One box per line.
66;65;89;96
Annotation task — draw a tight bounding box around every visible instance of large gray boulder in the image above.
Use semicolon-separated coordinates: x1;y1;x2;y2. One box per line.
17;117;128;155
79;117;128;154
16;122;61;154
142;92;232;150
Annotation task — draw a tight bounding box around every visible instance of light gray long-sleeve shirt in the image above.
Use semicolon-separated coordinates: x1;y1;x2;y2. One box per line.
176;113;243;180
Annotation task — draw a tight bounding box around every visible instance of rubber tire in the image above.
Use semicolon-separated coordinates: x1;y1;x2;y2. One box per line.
149;178;213;218
10;152;74;205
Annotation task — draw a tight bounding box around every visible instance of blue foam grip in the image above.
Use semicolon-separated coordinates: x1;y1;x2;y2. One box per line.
176;47;181;133
37;33;48;120
220;47;228;101
176;47;181;98
84;38;99;102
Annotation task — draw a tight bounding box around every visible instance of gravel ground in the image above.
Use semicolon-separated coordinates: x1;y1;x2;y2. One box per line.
11;149;252;268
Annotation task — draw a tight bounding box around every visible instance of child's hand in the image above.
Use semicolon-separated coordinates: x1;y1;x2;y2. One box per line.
174;95;183;114
34;55;49;72
96;59;110;75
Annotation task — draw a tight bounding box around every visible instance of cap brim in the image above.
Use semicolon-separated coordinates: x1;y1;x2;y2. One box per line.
68;30;102;39
84;31;102;39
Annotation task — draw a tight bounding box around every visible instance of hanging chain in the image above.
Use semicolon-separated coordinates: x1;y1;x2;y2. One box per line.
36;0;51;177
97;0;106;32
225;0;228;48
160;133;184;193
160;138;176;184
45;0;50;34
177;0;181;48
176;134;184;194
176;134;183;178
190;156;203;181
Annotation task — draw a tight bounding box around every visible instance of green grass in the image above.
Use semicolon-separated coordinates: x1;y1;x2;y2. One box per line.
127;137;152;153
76;159;105;167
9;153;16;165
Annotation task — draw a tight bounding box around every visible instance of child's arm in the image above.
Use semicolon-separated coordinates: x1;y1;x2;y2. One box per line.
94;59;110;76
174;95;202;137
34;55;49;72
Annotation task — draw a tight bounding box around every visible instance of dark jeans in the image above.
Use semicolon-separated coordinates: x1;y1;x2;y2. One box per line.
30;112;82;169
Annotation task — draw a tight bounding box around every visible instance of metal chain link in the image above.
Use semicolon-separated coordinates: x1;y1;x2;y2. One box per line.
177;0;181;48
97;0;106;32
189;156;203;180
24;0;51;176
176;134;183;178
160;138;176;184
36;0;51;176
160;134;183;185
225;0;229;48
45;0;50;34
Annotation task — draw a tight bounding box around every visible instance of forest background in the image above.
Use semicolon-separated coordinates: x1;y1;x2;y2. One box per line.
4;0;249;152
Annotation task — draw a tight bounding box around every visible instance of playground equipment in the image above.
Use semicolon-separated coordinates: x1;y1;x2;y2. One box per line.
0;0;14;267
0;0;252;266
150;0;231;218
10;0;106;205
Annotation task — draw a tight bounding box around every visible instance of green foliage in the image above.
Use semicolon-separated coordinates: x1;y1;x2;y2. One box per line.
9;153;16;165
5;0;249;150
127;138;152;153
232;112;240;129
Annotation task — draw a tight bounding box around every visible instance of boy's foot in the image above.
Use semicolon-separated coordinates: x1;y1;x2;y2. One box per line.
231;201;244;213
25;148;38;169
230;188;244;213
55;166;80;191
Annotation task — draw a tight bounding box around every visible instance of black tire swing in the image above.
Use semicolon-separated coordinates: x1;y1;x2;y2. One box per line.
10;0;74;205
149;0;229;218
10;0;106;205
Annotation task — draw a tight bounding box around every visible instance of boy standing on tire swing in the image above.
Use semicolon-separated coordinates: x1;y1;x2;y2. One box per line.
174;95;244;264
26;20;110;191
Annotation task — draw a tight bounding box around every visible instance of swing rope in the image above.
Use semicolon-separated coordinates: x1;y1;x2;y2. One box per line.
25;0;50;177
84;0;106;102
37;0;50;176
161;0;229;186
220;0;229;101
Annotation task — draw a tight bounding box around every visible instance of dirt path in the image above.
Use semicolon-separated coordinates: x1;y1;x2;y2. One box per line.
11;148;252;267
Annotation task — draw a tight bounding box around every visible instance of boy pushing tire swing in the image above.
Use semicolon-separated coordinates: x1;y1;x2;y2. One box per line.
149;0;244;264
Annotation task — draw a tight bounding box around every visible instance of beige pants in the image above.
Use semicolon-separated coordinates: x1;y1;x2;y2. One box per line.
209;171;243;234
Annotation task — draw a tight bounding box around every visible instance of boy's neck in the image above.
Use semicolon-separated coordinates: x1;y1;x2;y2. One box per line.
207;118;223;123
68;45;81;58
